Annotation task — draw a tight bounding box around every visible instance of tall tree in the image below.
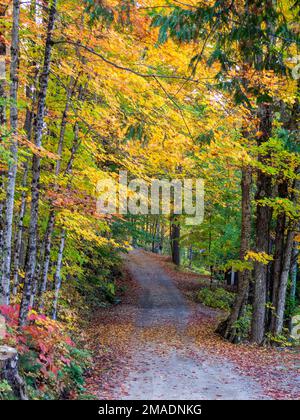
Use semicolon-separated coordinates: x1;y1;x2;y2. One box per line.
0;1;7;278
19;0;57;325
1;0;20;305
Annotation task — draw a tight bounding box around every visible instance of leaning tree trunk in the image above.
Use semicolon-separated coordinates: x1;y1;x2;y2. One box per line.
216;166;252;342
269;181;288;331
271;178;300;336
1;0;20;305
0;345;28;400
271;91;300;336
19;0;57;326
272;229;295;335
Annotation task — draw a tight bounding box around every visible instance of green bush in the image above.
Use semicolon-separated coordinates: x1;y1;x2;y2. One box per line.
197;287;235;311
232;305;252;339
0;380;16;400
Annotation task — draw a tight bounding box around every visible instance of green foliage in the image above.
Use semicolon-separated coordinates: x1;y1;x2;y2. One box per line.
1;305;93;400
74;242;123;308
232;305;252;339
150;8;199;44
19;351;42;388
61;347;92;396
0;380;15;400
150;0;299;107
223;259;253;272
197;287;235;312
84;0;114;25
265;331;292;347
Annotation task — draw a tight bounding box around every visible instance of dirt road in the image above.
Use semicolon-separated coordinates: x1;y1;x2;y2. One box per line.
118;250;266;400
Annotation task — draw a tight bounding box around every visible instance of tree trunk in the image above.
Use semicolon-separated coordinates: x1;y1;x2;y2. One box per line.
19;0;57;326
12;162;28;295
170;216;180;266
55;76;75;176
0;182;4;278
290;243;298;303
29;260;41;308
0;345;28;400
52;230;65;320
270;91;300;336
38;76;78;309
273;229;295;335
0;3;7;274
217;166;252;342
38;210;55;309
151;217;158;253
251;104;273;345
13;36;38;296
270;177;300;336
188;245;193;268
0;1;6;127
65;122;80;175
1;0;20;305
49;117;82;319
269;181;288;331
289;242;298;331
251;179;272;344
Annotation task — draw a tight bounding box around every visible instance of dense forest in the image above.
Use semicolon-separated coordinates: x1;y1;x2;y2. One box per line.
0;0;299;401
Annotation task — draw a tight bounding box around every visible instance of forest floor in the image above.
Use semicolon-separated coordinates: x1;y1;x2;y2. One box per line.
85;250;300;400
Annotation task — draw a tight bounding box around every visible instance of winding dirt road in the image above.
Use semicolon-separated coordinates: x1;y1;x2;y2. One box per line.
117;250;266;400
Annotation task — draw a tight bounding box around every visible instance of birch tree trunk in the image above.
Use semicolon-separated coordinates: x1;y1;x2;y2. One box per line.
38;77;77;309
38;210;55;309
12;162;28;295
52;230;65;320
48;116;82;318
0;182;4;276
0;2;6;126
0;2;6;280
1;0;20;305
13;26;38;296
19;0;57;325
49;119;82;319
29;259;41;308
